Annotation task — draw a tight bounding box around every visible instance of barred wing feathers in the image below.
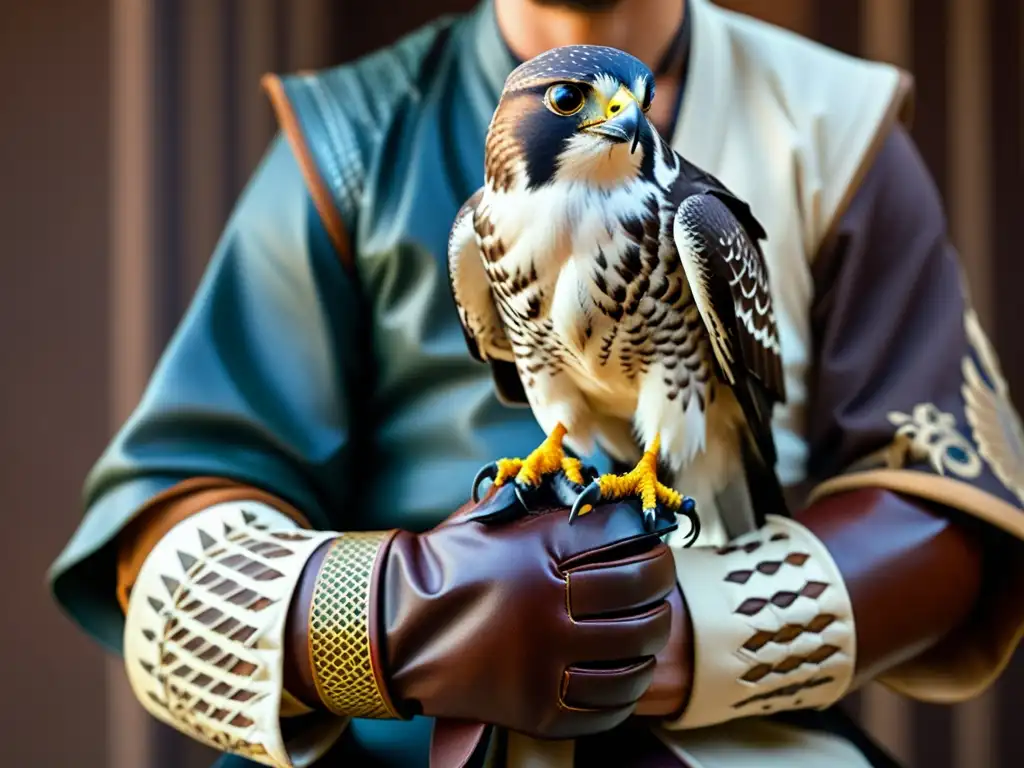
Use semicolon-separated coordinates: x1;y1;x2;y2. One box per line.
672;192;786;466
447;188;514;364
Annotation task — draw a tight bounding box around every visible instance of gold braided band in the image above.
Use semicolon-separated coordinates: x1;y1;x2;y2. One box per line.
308;531;401;719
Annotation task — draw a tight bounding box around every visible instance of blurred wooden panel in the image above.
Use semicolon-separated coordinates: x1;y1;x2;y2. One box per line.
107;1;166;767
0;0;111;766
990;1;1024;764
182;0;231;300
862;0;911;67
236;0;278;188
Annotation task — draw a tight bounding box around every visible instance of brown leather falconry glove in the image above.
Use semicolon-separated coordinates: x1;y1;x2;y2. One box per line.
380;485;678;739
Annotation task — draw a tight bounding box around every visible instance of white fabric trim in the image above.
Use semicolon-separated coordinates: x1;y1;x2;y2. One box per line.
665;515;856;730
123;501;340;767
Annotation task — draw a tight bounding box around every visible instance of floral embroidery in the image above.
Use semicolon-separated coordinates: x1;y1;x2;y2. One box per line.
961;309;1024;505
886;403;982;479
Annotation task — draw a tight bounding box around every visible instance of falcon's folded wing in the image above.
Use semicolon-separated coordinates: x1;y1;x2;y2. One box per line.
672;192;786;468
447;188;515;364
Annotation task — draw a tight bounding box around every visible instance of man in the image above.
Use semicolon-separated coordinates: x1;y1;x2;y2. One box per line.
49;0;1024;766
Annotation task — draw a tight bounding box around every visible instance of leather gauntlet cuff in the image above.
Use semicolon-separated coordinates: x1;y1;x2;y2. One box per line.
123;501;339;767
308;531;402;720
665;515;856;730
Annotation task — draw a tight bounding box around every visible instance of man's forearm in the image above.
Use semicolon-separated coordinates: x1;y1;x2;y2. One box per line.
647;487;985;724
120;496;404;720
798;487;985;685
115;482;411;766
118;480;335;713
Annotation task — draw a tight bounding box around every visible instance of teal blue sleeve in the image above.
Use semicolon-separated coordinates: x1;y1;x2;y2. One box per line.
49;134;365;653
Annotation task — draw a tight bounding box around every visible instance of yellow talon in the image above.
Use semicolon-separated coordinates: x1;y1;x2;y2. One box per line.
560;457;585;486
493;458;523;486
594;434;683;514
515;423;568;486
472;422;598;507
490;423;581;490
569;433;698;539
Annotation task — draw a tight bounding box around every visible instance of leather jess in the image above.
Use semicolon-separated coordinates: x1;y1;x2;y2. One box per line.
377;488;678;739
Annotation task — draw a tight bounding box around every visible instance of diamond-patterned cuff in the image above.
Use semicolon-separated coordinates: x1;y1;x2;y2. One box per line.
664;515;857;730
123;501;340;767
308;531;401;719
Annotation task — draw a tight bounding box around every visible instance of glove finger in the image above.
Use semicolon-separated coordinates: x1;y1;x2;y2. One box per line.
565;543;676;620
542;501;666;564
560;657;656;710
570;599;672;663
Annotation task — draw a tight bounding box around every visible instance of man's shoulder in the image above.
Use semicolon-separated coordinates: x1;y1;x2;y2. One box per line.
272;16;460;130
261;15;466;263
712;3;912;119
312;19;459;115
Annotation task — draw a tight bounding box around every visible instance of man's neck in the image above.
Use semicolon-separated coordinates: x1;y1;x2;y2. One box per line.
494;0;686;72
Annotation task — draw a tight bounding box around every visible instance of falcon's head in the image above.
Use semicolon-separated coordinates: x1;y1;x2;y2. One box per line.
486;45;658;192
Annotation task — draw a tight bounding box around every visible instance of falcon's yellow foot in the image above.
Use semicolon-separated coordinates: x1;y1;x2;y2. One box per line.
569;435;699;539
471;424;595;505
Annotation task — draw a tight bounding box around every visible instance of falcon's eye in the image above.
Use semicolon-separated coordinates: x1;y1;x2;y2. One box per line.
545;83;586;116
641;84;654;112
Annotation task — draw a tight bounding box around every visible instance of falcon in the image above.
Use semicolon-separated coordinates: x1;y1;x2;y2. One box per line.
448;45;788;537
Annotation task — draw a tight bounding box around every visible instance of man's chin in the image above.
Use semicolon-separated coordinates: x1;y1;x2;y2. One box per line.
529;0;625;11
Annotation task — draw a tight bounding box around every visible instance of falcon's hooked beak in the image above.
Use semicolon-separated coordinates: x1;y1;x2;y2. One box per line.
585;86;644;154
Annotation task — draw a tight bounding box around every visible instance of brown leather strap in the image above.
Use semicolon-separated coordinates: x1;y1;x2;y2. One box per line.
261;74;354;272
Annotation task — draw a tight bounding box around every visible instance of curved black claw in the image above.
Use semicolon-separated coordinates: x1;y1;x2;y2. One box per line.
513;480;537;513
676;496;701;547
549;464;599;508
642;507;658;533
471;462;499;503
462;482;530;526
568;480;602;525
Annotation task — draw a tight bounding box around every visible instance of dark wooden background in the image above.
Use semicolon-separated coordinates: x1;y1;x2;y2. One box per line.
1;0;1020;766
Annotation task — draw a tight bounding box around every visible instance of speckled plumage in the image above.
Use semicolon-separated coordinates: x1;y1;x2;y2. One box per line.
449;45;788;529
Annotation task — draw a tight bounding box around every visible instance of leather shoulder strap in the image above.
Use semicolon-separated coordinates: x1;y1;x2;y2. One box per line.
262;20;455;273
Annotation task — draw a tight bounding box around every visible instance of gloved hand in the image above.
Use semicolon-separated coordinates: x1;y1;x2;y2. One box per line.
380;484;678;739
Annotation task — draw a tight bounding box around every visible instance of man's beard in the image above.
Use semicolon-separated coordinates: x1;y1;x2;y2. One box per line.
530;0;625;10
